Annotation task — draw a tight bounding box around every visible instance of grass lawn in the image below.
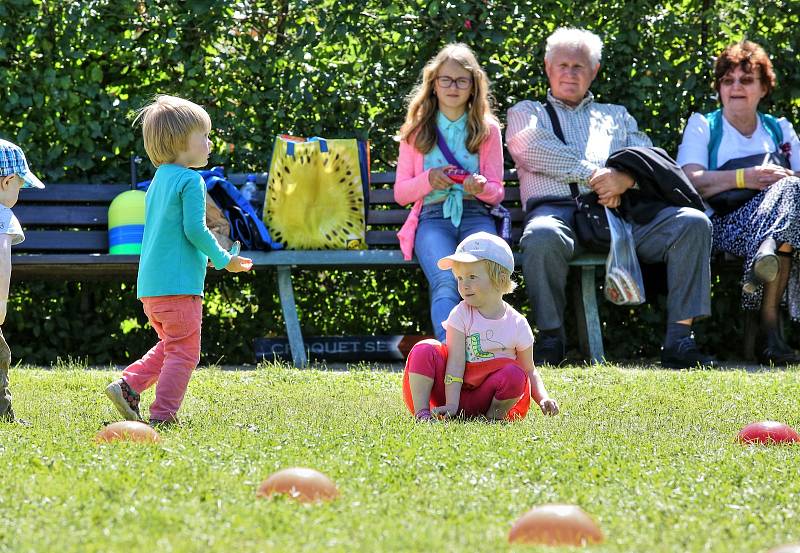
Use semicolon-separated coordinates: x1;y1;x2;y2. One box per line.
1;362;799;553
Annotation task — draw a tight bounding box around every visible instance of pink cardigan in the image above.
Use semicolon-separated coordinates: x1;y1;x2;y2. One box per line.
393;117;505;260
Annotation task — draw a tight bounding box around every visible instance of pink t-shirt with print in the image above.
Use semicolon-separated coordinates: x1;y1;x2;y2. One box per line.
444;301;534;363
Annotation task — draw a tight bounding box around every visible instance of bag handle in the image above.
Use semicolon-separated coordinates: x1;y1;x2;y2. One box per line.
285;136;329;157
543;100;581;201
307;136;329;153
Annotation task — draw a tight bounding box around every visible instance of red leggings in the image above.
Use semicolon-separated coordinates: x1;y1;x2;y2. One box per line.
402;339;531;420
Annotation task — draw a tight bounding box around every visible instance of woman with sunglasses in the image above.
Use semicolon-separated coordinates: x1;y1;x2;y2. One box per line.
677;41;800;364
394;43;505;341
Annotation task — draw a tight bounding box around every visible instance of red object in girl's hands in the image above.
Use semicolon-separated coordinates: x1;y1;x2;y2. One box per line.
737;420;800;444
444;168;471;184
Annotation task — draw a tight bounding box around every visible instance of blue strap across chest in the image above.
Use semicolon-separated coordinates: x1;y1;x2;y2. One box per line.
705;109;783;170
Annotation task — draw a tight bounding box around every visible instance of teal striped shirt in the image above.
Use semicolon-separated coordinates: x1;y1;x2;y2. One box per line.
137;164;231;298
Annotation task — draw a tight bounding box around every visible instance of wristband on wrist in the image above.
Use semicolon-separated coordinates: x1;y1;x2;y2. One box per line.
736;169;746;189
444;374;463;385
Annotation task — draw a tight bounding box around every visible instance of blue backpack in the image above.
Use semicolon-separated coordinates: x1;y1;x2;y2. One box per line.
137;167;282;251
705;108;783;170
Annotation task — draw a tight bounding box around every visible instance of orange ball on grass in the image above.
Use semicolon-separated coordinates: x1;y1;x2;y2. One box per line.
94;421;161;444
508;504;604;546
257;468;339;503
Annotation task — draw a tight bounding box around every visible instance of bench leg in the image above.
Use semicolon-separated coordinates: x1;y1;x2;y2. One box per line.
581;265;605;364
570;270;590;360
276;265;307;368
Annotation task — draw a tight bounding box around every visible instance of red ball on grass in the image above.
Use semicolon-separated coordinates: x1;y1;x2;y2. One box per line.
95;421;161;444
257;468;339;503
737;421;800;445
508;504;604;546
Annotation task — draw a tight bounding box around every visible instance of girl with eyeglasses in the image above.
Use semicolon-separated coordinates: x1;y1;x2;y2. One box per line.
394;43;505;342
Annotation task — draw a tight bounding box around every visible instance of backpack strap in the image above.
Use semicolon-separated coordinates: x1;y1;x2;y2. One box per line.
705;109;723;171
706;109;784;170
758;112;784;149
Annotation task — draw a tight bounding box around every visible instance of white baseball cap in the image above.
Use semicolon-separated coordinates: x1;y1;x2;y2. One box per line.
437;231;514;273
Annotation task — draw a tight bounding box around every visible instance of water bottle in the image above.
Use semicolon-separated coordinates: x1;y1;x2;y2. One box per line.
240;174;257;204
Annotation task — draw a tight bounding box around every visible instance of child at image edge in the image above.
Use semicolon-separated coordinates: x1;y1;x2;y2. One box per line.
402;232;559;421
105;95;253;426
0;139;46;424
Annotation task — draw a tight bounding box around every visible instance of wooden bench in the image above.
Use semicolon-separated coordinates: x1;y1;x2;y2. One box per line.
13;171;607;367
244;170;606;367
13;183;139;280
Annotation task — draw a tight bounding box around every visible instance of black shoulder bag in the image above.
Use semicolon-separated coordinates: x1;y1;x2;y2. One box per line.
542;101;610;252
707;152;788;216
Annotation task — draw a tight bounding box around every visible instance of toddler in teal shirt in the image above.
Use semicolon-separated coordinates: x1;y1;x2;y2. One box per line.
105;95;252;426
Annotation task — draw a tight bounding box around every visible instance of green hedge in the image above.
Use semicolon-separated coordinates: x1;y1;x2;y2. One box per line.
1;1;799;364
2;264;765;364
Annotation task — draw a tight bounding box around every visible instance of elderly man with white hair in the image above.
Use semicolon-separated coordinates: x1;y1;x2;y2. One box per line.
506;27;715;369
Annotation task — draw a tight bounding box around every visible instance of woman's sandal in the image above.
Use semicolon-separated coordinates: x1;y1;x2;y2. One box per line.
743;239;781;294
752;251;779;284
760;343;800;366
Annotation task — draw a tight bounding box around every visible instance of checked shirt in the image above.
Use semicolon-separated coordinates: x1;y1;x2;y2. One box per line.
506;91;652;207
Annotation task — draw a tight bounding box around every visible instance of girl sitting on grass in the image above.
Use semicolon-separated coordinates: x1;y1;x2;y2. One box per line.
402;232;559;421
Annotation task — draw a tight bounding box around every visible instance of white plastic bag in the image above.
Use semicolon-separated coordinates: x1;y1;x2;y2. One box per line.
604;207;645;305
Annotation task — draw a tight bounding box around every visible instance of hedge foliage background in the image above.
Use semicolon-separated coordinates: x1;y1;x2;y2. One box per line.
1;0;799;364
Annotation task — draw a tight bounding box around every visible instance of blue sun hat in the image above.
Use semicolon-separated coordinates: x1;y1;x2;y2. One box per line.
0;139;45;189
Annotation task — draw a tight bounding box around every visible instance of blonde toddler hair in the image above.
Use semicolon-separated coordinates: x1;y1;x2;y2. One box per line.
399;43;497;154
483;259;517;295
454;259;517;295
133;95;211;167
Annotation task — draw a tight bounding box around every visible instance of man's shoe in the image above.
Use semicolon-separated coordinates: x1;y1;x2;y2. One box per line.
661;336;716;369
534;334;566;366
105;379;143;421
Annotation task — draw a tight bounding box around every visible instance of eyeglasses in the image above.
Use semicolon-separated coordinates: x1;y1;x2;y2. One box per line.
435;76;473;90
720;75;760;87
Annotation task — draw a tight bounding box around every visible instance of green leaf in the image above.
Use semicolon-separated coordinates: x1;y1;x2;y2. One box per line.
89;65;103;83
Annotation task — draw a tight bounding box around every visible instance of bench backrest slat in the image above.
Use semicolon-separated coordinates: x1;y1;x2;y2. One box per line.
14;173;523;253
20;230;109;251
19;184;129;203
14;205;109;227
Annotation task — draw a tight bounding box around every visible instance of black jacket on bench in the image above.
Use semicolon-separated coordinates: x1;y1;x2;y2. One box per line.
607;146;706;224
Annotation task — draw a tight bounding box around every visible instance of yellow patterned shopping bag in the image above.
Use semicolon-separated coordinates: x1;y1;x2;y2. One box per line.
264;136;369;249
